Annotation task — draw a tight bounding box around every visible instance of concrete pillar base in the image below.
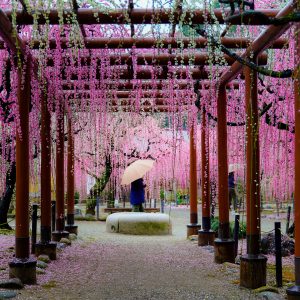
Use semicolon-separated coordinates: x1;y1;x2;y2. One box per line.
9;257;37;284
240;254;267;289
187;224;201;237
65;225;78;235
35;242;57;260
287;286;300;300
198;230;215;246
214;238;235;264
52;230;69;242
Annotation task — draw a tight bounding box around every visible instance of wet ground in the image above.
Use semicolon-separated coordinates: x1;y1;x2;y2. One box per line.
3;206;291;300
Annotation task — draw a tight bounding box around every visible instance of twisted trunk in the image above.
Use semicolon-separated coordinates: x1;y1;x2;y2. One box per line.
0;162;16;229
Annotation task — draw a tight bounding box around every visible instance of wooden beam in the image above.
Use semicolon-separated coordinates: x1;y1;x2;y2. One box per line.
62;80;240;90
0;37;287;50
68;99;193;106
219;0;296;85
81;105;190;113
62;67;210;80
4;8;280;25
0;9;27;56
46;52;267;67
64;89;226;98
0;9;38;74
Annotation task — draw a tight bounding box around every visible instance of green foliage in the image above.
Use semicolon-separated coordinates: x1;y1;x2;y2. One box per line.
86;198;96;210
211;217;220;233
74;191;80;200
176;189;188;205
107;190;115;208
210;216;246;239
160;189;165;200
74;191;80;204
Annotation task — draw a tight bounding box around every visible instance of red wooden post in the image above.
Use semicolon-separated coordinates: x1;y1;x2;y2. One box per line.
35;89;57;260
240;59;267;289
187;123;201;236
9;59;37;284
287;15;300;300
65;118;78;235
52;102;69;241
40;90;52;242
15;64;30;258
214;84;235;263
198;107;215;246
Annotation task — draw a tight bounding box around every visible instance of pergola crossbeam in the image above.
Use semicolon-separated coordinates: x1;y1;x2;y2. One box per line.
0;37;287;50
61;80;239;90
4;8;280;25
46;52;267;67
219;0;296;85
0;9;27;56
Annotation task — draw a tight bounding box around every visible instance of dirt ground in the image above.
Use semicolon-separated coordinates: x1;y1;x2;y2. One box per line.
3;207;289;300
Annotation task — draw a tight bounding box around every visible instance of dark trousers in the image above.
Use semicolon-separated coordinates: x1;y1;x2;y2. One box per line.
132;204;144;212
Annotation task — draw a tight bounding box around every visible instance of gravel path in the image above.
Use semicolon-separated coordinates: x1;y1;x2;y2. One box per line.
13;208;264;300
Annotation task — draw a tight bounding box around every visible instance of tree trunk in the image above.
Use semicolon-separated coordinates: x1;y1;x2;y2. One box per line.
0;162;16;229
89;156;112;197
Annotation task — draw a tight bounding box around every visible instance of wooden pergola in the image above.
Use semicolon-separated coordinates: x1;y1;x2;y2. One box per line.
0;1;299;298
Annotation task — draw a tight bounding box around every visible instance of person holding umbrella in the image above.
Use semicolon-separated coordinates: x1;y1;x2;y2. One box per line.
130;178;146;212
121;159;155;212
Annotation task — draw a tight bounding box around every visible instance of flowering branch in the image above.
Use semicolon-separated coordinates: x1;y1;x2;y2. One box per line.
190;26;293;78
225;11;300;26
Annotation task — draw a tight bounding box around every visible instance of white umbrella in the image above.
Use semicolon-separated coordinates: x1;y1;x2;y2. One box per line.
229;163;243;173
121;159;155;185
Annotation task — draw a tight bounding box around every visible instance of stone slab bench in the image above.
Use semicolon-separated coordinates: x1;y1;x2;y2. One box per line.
106;212;172;235
104;208;160;214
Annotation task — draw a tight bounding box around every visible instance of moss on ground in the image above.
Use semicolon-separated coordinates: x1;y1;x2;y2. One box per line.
42;280;57;289
0;229;15;235
121;221;171;235
267;263;295;285
254;286;279;293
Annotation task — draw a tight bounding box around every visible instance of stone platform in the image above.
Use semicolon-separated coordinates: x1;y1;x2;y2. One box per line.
106;212;172;235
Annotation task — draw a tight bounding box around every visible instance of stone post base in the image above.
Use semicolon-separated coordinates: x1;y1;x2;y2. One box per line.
287;286;300;300
240;254;267;289
198;230;215;246
9;257;37;284
187;224;201;238
52;230;69;242
65;225;78;235
214;238;235;264
35;242;57;260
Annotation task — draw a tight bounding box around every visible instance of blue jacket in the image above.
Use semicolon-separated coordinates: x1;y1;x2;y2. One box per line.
130;178;145;205
228;172;235;189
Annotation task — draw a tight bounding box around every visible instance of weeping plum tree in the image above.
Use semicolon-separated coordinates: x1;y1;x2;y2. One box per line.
75;114;174;202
